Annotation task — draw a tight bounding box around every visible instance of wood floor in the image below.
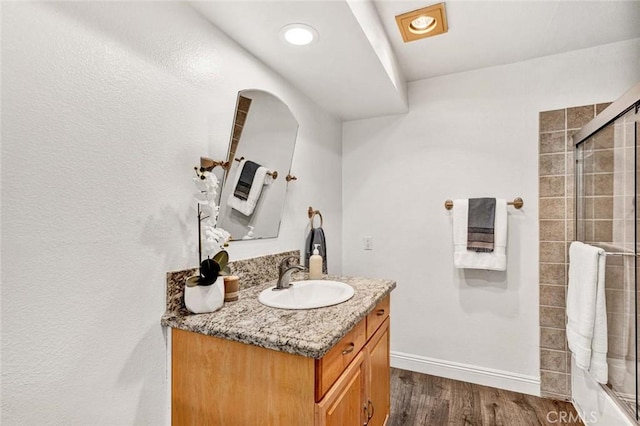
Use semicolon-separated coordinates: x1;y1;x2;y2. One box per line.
388;368;583;426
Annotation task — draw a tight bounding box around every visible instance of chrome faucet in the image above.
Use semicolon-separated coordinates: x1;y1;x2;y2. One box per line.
275;256;305;290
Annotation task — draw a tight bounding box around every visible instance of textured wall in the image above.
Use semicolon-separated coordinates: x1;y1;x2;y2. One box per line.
1;3;341;424
342;38;640;395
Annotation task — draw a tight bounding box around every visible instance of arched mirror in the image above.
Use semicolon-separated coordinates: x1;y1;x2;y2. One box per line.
217;90;298;240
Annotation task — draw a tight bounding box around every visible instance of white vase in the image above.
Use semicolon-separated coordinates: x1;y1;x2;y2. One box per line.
184;276;224;314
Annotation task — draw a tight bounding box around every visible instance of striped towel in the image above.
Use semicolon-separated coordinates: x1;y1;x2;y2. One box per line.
233;160;261;200
467;198;496;253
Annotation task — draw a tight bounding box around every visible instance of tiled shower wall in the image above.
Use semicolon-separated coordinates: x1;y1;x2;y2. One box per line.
538;103;611;400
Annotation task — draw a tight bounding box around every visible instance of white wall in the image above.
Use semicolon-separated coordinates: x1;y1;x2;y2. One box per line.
342;38;640;394
1;2;342;425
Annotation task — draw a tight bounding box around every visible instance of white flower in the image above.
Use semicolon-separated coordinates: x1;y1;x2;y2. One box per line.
193;167;229;258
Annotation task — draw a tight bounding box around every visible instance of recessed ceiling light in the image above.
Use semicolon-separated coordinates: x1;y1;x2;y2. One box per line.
409;16;437;34
280;23;318;46
396;3;448;43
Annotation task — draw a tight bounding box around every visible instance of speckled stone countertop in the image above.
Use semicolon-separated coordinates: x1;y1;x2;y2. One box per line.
161;274;395;359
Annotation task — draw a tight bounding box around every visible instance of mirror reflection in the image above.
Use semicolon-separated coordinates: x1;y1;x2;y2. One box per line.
217;90;299;240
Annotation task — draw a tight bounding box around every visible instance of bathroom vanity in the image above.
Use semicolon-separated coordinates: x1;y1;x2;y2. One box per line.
162;263;395;426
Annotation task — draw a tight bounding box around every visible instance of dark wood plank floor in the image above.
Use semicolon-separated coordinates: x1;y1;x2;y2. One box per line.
389;368;583;426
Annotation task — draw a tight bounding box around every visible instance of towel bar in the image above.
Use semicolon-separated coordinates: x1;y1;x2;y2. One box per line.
233;156;278;180
444;197;524;210
198;157;228;173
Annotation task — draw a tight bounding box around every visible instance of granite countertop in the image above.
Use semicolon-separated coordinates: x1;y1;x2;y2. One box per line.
161;274;396;359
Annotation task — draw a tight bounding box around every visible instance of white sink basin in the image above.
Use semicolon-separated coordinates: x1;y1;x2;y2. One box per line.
258;280;355;310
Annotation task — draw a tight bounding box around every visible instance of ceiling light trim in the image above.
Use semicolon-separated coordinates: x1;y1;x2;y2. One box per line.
279;23;319;46
395;3;448;43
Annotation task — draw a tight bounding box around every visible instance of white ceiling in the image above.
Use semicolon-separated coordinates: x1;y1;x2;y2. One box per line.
192;0;640;121
375;0;640;82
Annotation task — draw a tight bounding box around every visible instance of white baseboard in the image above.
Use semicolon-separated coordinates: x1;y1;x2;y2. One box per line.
391;351;540;396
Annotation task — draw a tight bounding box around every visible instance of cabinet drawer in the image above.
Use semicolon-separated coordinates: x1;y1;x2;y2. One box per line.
315;319;366;401
366;296;390;340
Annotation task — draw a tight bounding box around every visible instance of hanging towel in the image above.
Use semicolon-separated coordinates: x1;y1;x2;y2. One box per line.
567;241;608;384
234;160;261;200
227;159;273;216
305;227;327;274
608;255;633;388
467;198;496;253
453;198;507;271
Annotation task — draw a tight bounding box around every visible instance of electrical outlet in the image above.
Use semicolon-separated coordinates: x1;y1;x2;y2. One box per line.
363;236;373;250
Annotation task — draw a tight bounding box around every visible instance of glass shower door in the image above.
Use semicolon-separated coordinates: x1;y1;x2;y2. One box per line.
575;106;638;421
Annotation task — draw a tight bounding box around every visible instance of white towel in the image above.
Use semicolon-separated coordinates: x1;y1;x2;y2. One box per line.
227;160;272;216
452;198;507;271
567;241;608;384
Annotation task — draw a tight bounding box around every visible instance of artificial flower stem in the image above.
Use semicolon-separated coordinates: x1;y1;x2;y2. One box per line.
197;203;202;266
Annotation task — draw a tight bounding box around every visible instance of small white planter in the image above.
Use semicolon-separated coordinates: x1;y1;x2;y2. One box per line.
184;276;224;314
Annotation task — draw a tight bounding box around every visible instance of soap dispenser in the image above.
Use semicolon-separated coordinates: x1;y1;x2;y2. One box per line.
309;244;323;279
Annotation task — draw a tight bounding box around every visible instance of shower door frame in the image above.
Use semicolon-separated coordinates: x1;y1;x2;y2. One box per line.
573;81;640;422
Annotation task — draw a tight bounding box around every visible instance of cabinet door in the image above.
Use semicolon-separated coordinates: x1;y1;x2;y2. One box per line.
366;317;390;426
316;352;366;426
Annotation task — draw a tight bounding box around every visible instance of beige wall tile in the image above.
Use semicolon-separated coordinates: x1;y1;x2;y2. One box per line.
593;219;613;242
605;289;630;314
605;264;624;289
538;103;604;402
540;242;565;263
566;150;575;173
541;349;567;373
540;176;565;197
593;197;614;219
596;102;612;115
541;263;566;284
539;198;565;220
541;306;565;328
540;153;566;176
540;131;566;154
540;109;566;132
566;220;575;243
541;327;566;350
540;220;566;242
589;173;613;196
567;105;595;129
566;173;574;197
541;284;566;307
567;129;579;149
592;125;614;150
541;371;569;394
587;150;614;174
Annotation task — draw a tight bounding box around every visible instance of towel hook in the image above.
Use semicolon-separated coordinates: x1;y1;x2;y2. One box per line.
308;206;324;228
444;197;524;210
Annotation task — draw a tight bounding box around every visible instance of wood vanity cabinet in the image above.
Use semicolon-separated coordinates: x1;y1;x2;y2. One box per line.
315;317;390;426
172;295;391;425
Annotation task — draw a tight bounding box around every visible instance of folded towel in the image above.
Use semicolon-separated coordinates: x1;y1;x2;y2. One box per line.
233;160;261;200
467;198;496;253
567;241;608;384
305;227;327;274
227;160;271;216
453;199;507;271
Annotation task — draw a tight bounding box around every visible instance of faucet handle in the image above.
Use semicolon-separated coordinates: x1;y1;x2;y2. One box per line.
279;255;300;273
